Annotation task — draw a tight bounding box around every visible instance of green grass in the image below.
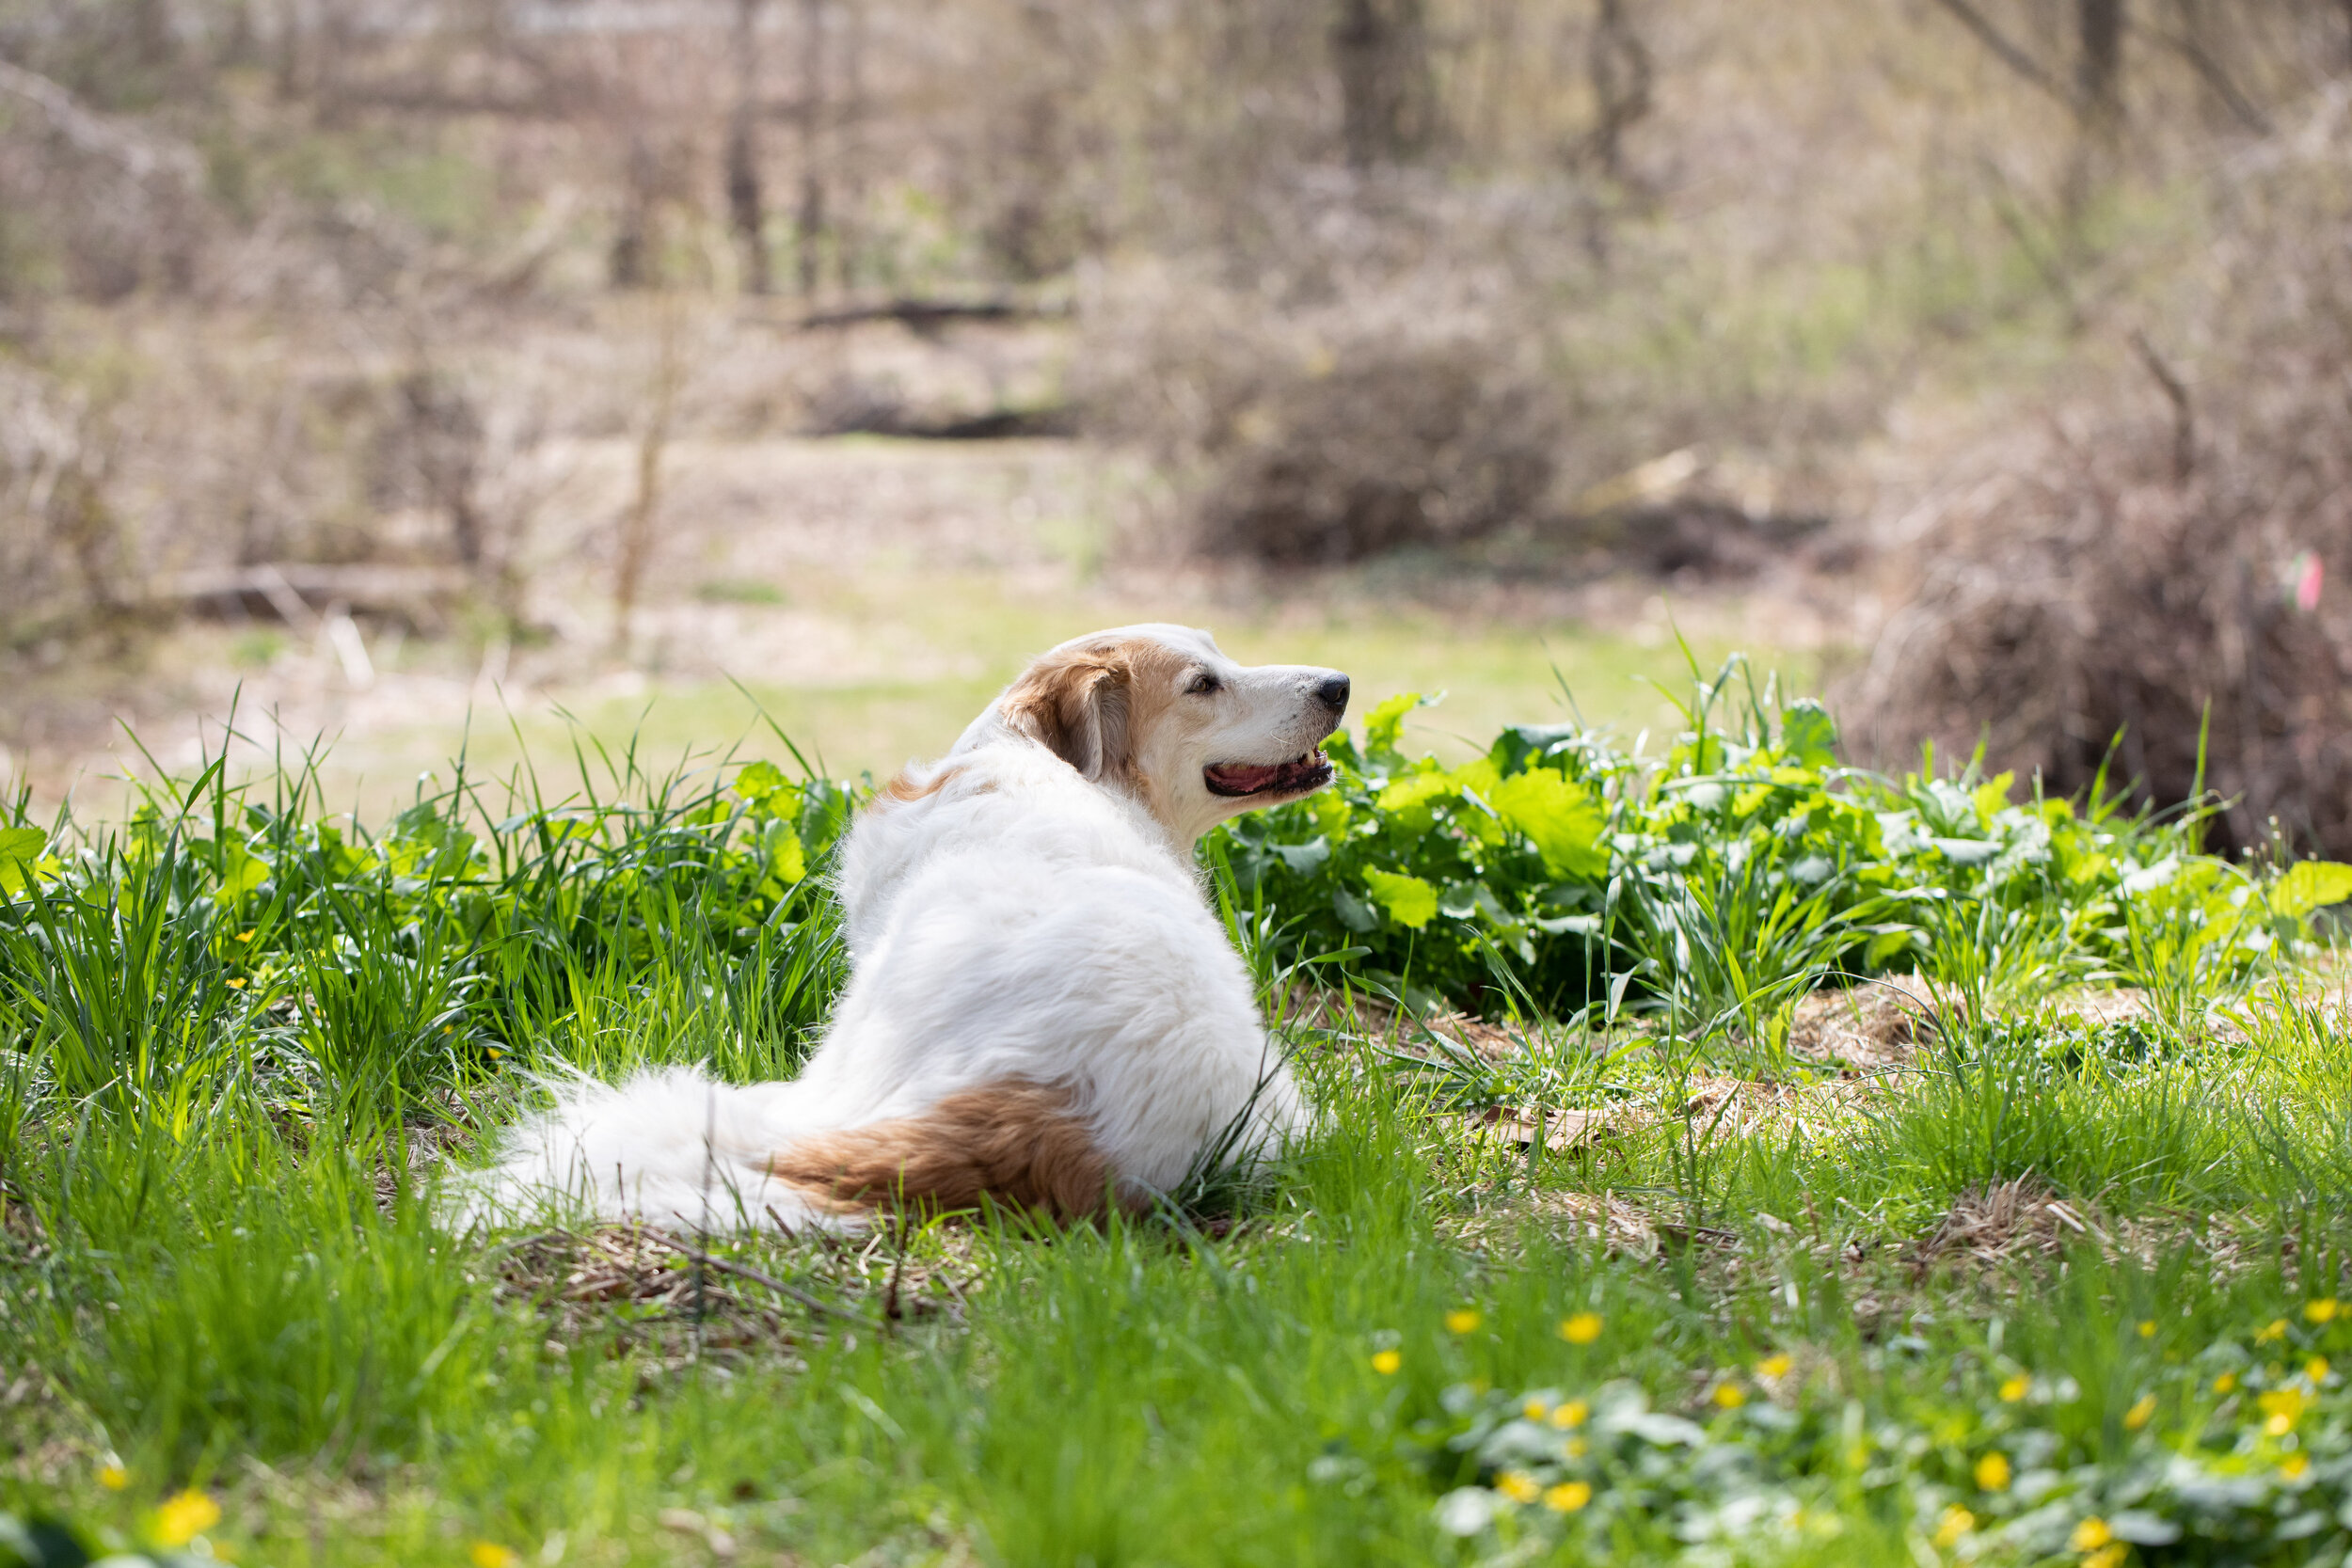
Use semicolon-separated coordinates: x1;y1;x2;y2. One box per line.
7;665;2352;1566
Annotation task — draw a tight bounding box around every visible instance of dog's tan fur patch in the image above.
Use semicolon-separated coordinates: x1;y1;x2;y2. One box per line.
999;635;1196;819
767;1080;1130;1220
879;765;963;803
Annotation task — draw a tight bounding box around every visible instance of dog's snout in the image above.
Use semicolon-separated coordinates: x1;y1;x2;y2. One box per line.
1314;673;1351;715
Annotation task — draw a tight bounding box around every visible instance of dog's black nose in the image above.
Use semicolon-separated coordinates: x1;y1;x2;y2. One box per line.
1315;673;1351;714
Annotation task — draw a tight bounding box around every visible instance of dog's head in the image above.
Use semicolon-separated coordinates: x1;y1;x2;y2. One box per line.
989;625;1349;845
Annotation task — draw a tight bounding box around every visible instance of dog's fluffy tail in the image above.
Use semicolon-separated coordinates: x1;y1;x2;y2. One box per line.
450;1066;851;1235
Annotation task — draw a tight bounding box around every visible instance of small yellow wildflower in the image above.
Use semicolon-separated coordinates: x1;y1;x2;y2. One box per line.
1549;1399;1589;1430
1560;1312;1603;1345
1756;1354;1793;1379
1975;1451;2011;1492
153;1490;221;1547
2070;1516;2114;1552
469;1545;520;1568
2084;1545;2129;1568
1446;1308;1483;1335
2214;1371;2238;1394
1933;1506;1975;1549
2260;1386;2308;1434
1712;1383;1746;1409
2137;1320;2155;1338
1543;1481;1593;1513
2309;1356;2331;1384
2281;1452;2312;1481
1999;1374;2030;1402
2123;1393;2157;1431
1522;1396;1549;1421
2258;1319;2290;1344
2307;1298;2340;1325
225;977;246;990
1371;1349;1402;1375
98;1464;127;1491
1497;1470;1543;1505
235;930;254;942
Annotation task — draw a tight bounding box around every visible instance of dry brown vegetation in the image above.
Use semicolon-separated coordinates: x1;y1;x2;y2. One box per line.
4;1;2352;826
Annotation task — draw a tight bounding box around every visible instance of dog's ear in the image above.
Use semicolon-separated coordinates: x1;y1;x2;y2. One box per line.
1001;647;1133;782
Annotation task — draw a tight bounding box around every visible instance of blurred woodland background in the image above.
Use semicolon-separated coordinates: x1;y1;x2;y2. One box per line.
3;0;2351;850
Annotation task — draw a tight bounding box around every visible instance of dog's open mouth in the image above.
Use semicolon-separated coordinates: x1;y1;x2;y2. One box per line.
1203;749;1334;799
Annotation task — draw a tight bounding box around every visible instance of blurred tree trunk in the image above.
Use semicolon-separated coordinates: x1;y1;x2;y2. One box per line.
794;0;828;298
726;0;771;295
1330;0;1436;168
1585;0;1651;182
2074;0;2123;143
837;0;867;290
611;132;659;290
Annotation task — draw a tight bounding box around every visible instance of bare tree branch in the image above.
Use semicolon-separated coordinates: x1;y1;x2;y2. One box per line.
1922;0;2071;106
0;57;202;188
2141;7;2272;135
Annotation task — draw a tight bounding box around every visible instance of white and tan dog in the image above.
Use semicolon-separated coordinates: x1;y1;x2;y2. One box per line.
465;626;1349;1232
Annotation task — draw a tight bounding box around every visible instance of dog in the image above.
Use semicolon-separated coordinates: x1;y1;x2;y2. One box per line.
463;625;1350;1232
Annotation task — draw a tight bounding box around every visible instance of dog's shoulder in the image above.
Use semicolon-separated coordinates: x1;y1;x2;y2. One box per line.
834;738;1186;953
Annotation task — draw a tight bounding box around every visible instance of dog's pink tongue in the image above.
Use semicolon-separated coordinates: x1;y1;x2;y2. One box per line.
1205;762;1283;793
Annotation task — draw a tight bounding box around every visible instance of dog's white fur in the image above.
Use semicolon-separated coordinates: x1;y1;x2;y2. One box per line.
460;626;1348;1232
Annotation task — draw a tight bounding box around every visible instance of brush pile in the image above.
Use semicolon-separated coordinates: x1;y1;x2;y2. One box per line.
1845;96;2352;855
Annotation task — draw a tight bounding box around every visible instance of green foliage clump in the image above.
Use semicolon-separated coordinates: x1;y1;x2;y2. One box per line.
1216;657;2328;1022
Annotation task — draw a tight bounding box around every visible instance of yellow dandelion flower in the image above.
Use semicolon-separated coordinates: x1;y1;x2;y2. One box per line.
153;1490;221;1547
2070;1516;2114;1552
1712;1383;1746;1409
2307;1298;2340;1324
98;1464;127;1491
2281;1451;2312;1481
1371;1349;1402;1375
1756;1354;1793;1379
1550;1399;1589;1429
2137;1320;2155;1338
1933;1505;1975;1549
1496;1470;1543;1505
2214;1371;2238;1394
2123;1393;2157;1431
2258;1319;2290;1343
2084;1545;2129;1568
235;930;254;942
1999;1374;2030;1402
2309;1356;2331;1384
469;1545;520;1568
1560;1312;1603;1345
1543;1481;1594;1513
2260;1386;2308;1434
1446;1308;1483;1335
225;977;246;989
1975;1451;2011;1492
1522;1396;1549;1421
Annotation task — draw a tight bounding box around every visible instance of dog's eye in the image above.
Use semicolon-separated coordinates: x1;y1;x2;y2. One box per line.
1187;673;1221;696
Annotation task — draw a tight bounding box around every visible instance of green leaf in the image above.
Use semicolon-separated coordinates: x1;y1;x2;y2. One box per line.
1488;769;1609;879
1361;868;1438;929
2271;860;2352;919
1779;700;1839;769
0;827;44;865
1362;692;1436;762
769;827;807;884
736;759;793;805
214;843;270;904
